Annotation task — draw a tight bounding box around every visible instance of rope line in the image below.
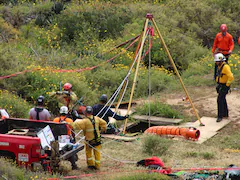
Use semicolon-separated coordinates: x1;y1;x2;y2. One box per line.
97;29;151;123
0;36;139;80
85;139;137;164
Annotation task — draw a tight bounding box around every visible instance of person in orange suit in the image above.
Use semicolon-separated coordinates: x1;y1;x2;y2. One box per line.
212;24;234;79
53;106;79;170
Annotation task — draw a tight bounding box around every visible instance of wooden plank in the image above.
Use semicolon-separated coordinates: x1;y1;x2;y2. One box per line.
180;116;231;144
101;134;138;142
132;115;183;125
110;108;134;116
7;129;29;135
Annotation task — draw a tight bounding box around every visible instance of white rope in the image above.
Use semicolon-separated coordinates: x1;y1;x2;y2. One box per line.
148;31;151;128
112;78;129;118
97;29;150;122
85;140;137;164
74;130;83;137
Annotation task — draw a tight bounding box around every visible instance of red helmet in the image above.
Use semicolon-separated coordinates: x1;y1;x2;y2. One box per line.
63;83;72;90
220;24;227;32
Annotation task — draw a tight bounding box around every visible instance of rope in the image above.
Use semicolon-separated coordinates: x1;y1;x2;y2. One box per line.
148;29;152;128
85;139;137;164
0;36;139;80
97;29;151;124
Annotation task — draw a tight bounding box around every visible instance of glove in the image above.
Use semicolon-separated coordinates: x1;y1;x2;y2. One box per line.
56;91;63;95
63;91;70;96
49;92;56;96
124;115;129;119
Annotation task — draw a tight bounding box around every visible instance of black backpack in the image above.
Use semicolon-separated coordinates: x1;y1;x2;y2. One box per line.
35;107;43;120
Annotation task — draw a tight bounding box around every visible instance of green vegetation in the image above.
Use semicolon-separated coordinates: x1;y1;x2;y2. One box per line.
142;135;172;156
135;101;182;118
0;0;240;118
0;0;240;179
0;158;61;180
184;151;215;160
114;172;171;180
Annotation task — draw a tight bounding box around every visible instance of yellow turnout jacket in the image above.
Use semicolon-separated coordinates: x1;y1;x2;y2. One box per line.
72;115;107;141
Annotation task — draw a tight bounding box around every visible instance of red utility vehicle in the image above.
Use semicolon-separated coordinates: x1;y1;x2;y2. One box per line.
0;118;83;172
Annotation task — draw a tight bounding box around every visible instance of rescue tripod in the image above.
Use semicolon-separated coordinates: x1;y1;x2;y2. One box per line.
119;13;205;134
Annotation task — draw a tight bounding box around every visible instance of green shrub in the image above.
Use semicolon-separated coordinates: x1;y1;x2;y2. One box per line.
0;17;19;42
135;100;182;118
0;90;32;118
0;157;60;180
115;172;171;180
135;66;178;98
200;152;215;160
184;151;198;158
142;134;172;156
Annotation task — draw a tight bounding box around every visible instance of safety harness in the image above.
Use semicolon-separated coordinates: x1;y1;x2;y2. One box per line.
34;107;43;120
58;116;67;122
88;116;101;147
217;63;225;83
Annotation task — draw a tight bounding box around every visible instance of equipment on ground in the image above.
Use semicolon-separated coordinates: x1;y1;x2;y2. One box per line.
144;126;200;140
0;118;84;172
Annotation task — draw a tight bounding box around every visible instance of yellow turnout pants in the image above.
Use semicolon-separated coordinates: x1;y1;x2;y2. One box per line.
85;143;101;169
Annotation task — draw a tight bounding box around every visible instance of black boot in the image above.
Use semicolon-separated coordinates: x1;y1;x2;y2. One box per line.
216;117;222;122
72;164;79;170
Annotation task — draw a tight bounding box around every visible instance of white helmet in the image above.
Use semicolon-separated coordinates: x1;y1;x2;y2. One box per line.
60;106;68;114
214;53;226;62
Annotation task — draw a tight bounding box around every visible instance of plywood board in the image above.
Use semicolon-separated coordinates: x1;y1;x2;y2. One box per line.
110;108;133;116
101;134;138;142
180;116;231;144
132;115;183;125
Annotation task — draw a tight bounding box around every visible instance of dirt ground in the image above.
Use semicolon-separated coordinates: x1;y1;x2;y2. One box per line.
164;86;240;122
63;86;240;179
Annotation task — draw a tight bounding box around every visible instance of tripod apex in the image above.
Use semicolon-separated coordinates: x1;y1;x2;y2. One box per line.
146;13;153;19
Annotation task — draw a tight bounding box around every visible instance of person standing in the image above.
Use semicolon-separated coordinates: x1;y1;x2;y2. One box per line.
50;82;78;110
214;53;234;122
29;95;51;121
212;24;234;79
53;106;74;138
0;108;9;119
53;106;79;170
49;82;81;120
71;106;107;170
92;94;128;134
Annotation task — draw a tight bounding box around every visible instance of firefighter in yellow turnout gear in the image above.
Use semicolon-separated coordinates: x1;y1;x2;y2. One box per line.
71;106;107;170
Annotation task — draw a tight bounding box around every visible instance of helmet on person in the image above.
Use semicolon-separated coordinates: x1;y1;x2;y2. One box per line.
100;94;107;103
60;106;68;114
220;24;227;32
85;106;93;114
63;83;72;90
214;53;226;62
37;95;44;105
